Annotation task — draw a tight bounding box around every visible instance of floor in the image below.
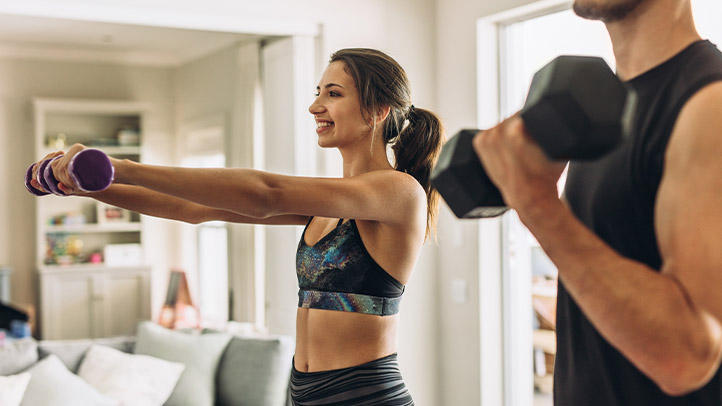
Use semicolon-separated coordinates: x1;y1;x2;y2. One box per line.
534;390;553;406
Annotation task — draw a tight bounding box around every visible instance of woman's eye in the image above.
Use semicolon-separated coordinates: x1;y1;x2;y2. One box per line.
314;92;320;97
329;91;340;97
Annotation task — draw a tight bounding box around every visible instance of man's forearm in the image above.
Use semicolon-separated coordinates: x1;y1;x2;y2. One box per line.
518;199;719;394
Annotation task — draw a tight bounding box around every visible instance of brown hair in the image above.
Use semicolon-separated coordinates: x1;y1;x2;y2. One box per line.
329;48;445;240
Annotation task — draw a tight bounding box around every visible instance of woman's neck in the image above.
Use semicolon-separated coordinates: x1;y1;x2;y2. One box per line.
339;134;393;178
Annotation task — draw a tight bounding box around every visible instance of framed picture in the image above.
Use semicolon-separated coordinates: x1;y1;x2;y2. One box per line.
96;202;130;224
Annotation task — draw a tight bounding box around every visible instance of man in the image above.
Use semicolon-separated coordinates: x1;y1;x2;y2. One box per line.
473;0;722;404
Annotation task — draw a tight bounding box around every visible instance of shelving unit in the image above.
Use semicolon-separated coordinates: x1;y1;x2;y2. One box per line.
33;98;151;340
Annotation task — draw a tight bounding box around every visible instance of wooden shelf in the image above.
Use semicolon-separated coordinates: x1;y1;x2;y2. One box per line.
45;222;141;233
39;145;140;157
38;263;150;274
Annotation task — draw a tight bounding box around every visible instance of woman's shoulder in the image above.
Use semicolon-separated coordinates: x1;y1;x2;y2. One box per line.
364;169;427;208
363;168;425;192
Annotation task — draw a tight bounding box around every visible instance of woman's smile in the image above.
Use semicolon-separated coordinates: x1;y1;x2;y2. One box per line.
316;120;334;134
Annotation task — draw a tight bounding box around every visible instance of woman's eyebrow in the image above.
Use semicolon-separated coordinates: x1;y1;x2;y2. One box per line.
316;83;345;90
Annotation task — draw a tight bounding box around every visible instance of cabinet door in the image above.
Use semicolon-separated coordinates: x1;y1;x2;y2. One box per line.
100;269;151;337
40;273;99;340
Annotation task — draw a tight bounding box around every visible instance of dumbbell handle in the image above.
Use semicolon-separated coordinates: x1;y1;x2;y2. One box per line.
24;149;115;196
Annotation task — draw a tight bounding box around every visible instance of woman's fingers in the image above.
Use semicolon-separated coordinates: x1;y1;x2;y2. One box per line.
30;151;65;193
50;144;89;194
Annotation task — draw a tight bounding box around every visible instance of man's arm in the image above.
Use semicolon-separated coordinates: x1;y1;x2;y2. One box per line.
472;83;722;395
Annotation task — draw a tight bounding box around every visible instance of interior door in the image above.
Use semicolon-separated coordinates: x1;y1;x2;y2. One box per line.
260;36;316;336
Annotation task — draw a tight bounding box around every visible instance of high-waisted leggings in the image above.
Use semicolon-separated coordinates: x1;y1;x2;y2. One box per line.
289;353;414;406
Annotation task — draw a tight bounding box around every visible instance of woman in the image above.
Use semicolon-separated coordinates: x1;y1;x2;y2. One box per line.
29;48;444;405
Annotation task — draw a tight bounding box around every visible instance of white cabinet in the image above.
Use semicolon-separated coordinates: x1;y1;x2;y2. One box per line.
39;266;150;340
33;98;152;339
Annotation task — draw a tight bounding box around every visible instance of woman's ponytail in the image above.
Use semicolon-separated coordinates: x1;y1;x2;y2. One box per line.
390;106;444;240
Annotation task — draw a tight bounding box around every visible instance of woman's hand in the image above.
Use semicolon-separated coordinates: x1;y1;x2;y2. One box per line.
50;144;89;195
29;144;91;195
29;150;65;194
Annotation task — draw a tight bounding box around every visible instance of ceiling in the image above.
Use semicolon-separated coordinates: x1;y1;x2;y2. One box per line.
0;13;263;67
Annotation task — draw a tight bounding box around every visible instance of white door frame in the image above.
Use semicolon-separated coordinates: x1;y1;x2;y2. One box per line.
476;1;571;405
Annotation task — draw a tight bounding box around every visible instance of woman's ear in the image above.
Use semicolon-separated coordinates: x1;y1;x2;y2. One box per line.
376;105;391;123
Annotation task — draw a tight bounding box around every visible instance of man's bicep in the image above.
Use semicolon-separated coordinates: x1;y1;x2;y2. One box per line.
656;81;722;319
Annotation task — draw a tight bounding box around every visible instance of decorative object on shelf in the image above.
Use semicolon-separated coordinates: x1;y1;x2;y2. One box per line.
96;202;130;224
158;270;200;330
86;138;119;147
48;212;86;226
103;243;142;267
88;252;103;264
45;233;85;265
46;133;67;149
116;126;140;146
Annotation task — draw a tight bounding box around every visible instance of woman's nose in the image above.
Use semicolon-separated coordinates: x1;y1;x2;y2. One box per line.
309;98;324;114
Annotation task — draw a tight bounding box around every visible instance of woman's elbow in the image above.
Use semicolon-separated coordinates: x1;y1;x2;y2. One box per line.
242;180;285;219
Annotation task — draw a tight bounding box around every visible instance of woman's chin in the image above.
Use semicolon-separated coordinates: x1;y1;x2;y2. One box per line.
317;136;335;149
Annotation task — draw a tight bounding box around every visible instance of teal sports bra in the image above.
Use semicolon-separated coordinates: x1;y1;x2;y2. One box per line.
296;218;405;316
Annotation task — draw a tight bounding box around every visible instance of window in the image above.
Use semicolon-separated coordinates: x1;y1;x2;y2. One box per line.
180;118;229;328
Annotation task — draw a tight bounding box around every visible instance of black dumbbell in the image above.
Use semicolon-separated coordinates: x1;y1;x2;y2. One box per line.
431;55;636;218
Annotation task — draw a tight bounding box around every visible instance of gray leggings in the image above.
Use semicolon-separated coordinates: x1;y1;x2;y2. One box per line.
289;353;414;406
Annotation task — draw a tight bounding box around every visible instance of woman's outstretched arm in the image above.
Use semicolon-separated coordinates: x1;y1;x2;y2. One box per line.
39;143;426;229
89;184;309;226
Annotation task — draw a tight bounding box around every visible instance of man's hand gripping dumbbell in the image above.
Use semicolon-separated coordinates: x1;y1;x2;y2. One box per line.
431;55;636;218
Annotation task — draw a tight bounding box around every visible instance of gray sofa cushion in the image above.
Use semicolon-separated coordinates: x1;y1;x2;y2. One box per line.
134;321;232;406
37;336;135;373
215;335;294;406
0;339;37;375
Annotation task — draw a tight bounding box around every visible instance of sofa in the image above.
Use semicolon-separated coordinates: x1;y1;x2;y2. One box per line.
0;321;295;406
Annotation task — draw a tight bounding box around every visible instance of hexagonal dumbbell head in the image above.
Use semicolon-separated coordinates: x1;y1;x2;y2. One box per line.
430;129;509;218
521;55;635;160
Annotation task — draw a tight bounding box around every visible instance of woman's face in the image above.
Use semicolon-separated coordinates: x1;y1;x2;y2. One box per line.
309;61;371;149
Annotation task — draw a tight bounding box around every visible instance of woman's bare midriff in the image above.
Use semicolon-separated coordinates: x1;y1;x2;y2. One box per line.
294;307;399;372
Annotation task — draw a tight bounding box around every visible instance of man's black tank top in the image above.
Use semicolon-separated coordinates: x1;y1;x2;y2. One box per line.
559;40;722;405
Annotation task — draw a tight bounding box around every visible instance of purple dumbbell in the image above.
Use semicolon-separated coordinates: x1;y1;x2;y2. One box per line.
24;149;115;196
24;161;49;196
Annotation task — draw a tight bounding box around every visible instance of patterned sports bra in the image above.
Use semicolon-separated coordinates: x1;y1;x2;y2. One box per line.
296;218;405;316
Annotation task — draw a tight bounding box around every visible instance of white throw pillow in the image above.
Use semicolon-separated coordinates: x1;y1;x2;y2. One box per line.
0;339;38;375
0;373;30;406
19;354;119;406
78;345;185;406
